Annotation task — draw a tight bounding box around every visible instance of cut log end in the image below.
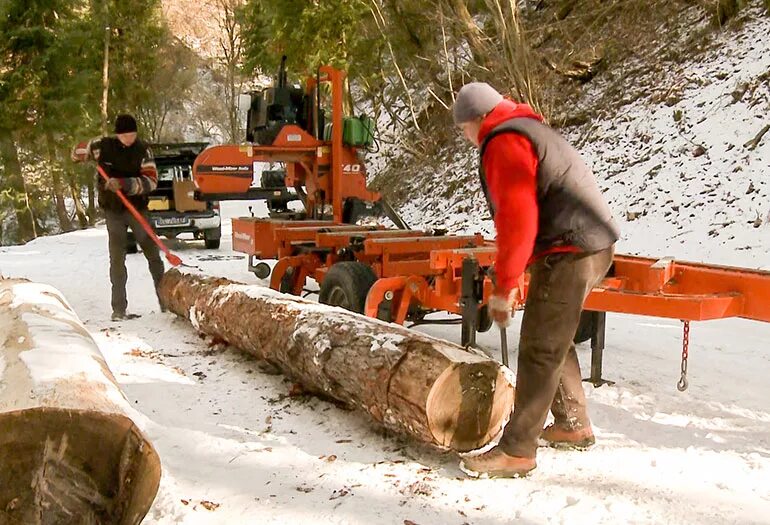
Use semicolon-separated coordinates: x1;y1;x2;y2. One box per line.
0;408;161;525
426;363;514;452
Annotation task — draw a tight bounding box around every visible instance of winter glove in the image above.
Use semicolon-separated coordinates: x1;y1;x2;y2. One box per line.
488;288;521;328
104;177;122;193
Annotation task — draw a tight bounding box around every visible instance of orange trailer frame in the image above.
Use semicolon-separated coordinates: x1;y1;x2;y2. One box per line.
231;219;770;389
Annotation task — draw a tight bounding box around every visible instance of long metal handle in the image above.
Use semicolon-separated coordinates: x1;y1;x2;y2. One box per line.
96;165;182;267
500;326;509;367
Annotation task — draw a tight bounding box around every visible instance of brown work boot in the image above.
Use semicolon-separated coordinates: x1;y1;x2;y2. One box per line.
459;449;536;479
541;424;595;450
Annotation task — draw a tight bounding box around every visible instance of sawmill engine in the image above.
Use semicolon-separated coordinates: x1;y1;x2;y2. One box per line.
245;56;322;145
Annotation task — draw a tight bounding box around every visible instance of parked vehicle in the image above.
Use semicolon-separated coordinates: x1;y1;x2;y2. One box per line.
128;143;221;252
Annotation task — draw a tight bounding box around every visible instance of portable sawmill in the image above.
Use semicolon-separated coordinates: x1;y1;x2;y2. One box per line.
192;60;770;390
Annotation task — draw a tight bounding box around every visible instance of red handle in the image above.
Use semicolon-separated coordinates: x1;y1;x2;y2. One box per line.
96;165;183;267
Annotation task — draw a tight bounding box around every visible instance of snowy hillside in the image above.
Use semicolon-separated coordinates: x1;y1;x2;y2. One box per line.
1;202;769;524
395;4;770;271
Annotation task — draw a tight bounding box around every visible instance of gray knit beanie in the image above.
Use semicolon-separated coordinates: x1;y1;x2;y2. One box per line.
452;82;504;125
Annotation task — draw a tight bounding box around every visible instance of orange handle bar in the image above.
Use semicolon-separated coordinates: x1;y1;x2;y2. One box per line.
95;165;182;267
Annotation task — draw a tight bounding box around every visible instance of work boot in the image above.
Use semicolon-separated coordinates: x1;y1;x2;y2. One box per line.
111;311;141;321
459;449;536;479
540;424;595;450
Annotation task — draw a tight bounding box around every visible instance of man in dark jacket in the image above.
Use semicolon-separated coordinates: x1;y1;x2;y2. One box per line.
72;114;164;321
454;83;620;478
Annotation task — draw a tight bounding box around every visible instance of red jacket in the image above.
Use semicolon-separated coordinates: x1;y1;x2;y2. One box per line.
478;100;578;295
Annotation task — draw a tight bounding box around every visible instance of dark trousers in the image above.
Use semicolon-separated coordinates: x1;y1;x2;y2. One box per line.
105;209;165;314
499;246;614;458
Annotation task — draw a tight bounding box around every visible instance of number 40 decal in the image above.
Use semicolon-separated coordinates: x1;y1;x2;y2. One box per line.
343;164;362;173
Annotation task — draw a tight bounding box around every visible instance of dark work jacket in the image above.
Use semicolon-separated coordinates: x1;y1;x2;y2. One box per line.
94;137;152;212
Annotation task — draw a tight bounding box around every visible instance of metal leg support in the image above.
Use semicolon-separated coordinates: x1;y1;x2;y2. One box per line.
460;258;480;348
583;311;614;387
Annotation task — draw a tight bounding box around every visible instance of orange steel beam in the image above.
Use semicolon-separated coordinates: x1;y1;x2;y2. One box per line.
590;255;770;322
381;259;436;279
274;225;380;244
247;218;770;326
431;246;497;272
315;230;426;249
320;66;345;224
363;235;484;256
584;289;744;321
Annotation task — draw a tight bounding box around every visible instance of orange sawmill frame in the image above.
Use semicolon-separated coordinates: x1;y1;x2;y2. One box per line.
228;217;770;391
236;220;770;326
192;66;380;224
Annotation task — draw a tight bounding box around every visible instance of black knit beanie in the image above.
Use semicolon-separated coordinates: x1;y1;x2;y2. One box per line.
114;114;138;134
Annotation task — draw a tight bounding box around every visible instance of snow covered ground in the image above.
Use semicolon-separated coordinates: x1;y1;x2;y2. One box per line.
2;6;770;524
1;200;769;525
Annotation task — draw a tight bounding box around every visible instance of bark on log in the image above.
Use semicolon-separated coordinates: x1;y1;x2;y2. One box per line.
159;269;515;453
0;279;161;525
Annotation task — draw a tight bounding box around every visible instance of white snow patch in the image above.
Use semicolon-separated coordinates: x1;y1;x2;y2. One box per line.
369;332;406;353
292;318;333;365
188;304;201;330
18;312;108;386
8;281;74;311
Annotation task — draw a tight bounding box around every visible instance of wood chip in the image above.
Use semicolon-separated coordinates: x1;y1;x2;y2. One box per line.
200;500;219;511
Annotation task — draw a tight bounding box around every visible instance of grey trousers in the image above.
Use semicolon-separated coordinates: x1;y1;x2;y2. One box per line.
105;209;165;314
499;246;614;458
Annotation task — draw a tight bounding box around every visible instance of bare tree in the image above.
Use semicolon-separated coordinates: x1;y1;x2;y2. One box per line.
217;0;245;143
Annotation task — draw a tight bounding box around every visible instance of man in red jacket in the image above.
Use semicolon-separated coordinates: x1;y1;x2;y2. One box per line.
454;83;619;478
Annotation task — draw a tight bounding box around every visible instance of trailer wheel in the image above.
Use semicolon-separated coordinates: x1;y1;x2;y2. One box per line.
319;262;378;314
204;226;221;249
574;311;595;344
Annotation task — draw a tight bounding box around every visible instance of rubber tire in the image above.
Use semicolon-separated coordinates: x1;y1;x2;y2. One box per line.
574;311;595;344
204;226;221;249
318;262;378;314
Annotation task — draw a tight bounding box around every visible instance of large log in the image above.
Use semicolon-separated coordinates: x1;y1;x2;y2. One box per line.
0;279;161;525
159;269;515;452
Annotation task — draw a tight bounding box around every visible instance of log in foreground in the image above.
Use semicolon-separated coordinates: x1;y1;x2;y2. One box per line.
159;269;515;452
0;279;161;525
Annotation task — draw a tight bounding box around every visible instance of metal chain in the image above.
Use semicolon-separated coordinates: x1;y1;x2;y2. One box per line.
677;321;690;391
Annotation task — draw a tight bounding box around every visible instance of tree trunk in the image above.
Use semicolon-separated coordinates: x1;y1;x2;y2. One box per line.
101;16;111;135
0;279;161;524
87;182;97;225
158;270;515;452
46;132;73;232
91;6;109;227
67;171;89;229
447;0;493;70
0;128;36;243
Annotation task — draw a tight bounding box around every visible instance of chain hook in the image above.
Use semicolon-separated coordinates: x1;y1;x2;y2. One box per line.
677;320;690;391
